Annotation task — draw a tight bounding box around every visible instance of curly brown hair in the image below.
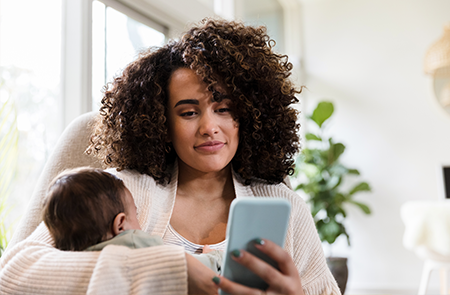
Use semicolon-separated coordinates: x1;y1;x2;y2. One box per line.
87;18;301;185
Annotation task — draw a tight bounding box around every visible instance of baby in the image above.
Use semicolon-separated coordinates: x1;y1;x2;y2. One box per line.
42;167;222;273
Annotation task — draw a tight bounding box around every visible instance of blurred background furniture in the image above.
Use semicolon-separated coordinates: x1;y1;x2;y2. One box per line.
401;200;450;295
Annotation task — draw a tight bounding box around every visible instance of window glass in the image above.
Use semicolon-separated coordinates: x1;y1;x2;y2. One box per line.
239;0;285;53
0;0;62;246
92;1;166;110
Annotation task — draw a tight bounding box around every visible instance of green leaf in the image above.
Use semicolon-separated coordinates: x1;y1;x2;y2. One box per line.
294;183;305;191
331;177;343;190
348;169;360;175
328;164;348;177
305;133;321;141
334;193;346;207
349;182;371;195
349;200;371;214
310;101;334;128
333;142;345;159
325;175;340;190
317;219;342;244
328;142;345;165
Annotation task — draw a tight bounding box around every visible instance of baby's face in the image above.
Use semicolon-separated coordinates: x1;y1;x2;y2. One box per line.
122;188;141;230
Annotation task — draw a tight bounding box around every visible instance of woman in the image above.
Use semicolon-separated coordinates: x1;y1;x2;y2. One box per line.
88;18;339;294
0;19;339;294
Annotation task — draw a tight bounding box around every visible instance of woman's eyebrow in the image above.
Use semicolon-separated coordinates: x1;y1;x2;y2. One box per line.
174;99;199;107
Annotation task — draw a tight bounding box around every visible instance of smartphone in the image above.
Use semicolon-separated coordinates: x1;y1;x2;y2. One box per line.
219;197;291;294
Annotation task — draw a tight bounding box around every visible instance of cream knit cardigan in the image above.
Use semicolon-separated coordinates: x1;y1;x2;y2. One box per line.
0;165;340;295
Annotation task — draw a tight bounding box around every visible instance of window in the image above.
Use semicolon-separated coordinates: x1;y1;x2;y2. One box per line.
0;0;62;240
92;1;166;110
237;0;285;53
0;0;216;249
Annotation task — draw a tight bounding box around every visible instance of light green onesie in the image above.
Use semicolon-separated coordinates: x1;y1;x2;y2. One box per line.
85;229;223;274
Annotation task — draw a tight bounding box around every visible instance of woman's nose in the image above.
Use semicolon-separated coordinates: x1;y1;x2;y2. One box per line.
198;112;219;136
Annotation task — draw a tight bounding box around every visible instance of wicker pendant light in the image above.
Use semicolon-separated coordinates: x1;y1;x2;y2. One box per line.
424;25;450;77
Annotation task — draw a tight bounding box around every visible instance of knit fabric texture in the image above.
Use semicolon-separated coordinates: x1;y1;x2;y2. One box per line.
0;164;340;294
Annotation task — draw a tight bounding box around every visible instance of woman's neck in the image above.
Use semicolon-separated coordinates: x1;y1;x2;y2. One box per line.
176;160;235;201
170;159;236;244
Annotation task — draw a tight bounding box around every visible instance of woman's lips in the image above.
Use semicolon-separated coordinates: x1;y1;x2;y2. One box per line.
195;141;225;152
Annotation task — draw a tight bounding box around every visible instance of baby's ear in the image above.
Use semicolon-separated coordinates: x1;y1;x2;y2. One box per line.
112;213;127;236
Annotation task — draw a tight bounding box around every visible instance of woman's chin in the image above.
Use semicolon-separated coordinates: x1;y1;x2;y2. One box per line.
178;159;232;175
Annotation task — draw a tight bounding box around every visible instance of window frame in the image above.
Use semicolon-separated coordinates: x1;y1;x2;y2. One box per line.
60;0;217;128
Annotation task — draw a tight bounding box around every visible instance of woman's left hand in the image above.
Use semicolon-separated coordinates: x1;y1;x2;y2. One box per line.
186;253;219;294
213;238;305;295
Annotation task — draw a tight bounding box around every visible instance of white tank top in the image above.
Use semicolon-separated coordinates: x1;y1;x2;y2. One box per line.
163;224;227;254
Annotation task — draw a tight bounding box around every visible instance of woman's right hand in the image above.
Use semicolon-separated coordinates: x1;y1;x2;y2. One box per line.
213;238;304;295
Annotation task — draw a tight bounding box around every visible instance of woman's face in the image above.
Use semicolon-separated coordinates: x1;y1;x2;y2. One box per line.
166;68;239;174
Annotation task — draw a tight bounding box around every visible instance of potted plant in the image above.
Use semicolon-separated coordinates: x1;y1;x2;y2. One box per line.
293;101;371;294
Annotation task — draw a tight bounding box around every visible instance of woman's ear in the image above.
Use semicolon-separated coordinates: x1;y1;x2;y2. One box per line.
112;213;126;236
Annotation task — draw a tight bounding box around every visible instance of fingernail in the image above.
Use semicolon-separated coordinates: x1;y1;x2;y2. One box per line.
254;238;265;245
231;249;242;258
212;276;220;285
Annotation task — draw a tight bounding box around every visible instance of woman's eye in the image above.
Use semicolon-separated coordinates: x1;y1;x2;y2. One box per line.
216;108;231;113
180;111;196;117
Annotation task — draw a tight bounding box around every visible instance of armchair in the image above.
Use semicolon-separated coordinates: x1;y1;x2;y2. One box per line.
6;111;102;250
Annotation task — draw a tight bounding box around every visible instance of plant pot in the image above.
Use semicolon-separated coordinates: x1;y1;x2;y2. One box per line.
326;257;348;294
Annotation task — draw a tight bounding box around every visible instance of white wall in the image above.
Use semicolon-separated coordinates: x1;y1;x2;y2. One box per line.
300;0;450;292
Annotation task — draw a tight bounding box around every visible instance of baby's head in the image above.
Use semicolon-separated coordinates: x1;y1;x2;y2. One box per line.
42;167;140;251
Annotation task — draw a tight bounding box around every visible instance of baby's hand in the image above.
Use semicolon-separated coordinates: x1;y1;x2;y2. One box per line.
202;245;213;253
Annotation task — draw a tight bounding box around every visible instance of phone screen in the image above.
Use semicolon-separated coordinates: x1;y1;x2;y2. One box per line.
219;197;291;294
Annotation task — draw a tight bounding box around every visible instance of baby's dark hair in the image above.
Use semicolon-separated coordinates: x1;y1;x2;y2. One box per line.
42;167;126;251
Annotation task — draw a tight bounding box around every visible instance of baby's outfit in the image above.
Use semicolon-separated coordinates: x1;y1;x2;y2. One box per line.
85;229;223;274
